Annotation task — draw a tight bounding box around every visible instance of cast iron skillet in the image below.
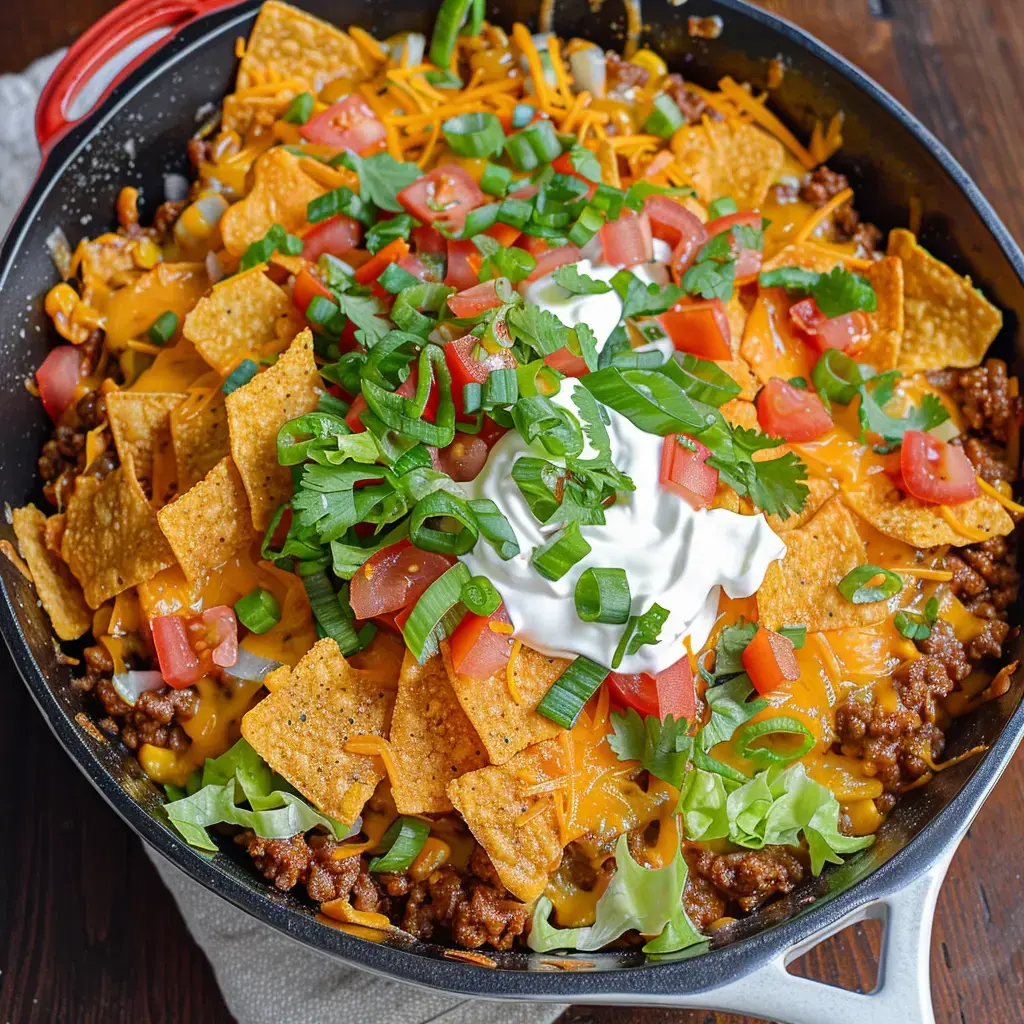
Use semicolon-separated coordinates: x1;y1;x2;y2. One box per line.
2;1;1023;1019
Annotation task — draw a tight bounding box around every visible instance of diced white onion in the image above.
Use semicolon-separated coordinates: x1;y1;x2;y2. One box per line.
45;227;72;280
929;418;961;442
163;172;190;203
173;193;229;248
570;45;606;97
225;647;282;683
205;249;225;284
389;32;425;68
112;670;164;707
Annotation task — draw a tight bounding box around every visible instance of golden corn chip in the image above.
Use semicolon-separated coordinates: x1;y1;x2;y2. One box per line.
761;241;848;275
843;475;1014;548
103;262;209;352
720;398;758;431
442;642;566;765
387;652;488;815
169;396;230;491
130;339;211;394
226;328;320;530
671;121;784;209
447;739;565;902
888;228;1003;372
859;256;904;371
219;148;325;258
62;457;176;608
157;457;256;583
241;637;390;823
765;476;835;533
757;496;890;631
182;266;303;375
11;505;91;640
105;391;184;488
236;2;368;95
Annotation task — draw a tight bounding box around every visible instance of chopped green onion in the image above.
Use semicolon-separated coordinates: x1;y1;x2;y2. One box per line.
733;715;814;765
811;349;867;406
778;624;807;649
612;602;669;669
568;205;606;247
402;561;471;662
305;293;341;328
429;0;473;68
379;262;421;294
497;196;534;229
369;816;430;872
894;596;939;641
482;367;518;407
512;457;563;522
365;213;416;254
574;568;631;624
234;587;282;634
480;162;514;197
409;490;480;555
442;112;505;158
303;571;363;655
307;186;372;226
424;68;464;88
536;656;609;727
462;382;482;414
531;522;591;581
467;498;520;559
461;575;502;616
511;103;536;129
147;310;178;346
707;196;738;219
590;183;625;219
506;119;561;170
644;93;687;139
282;92;314;124
838;564;903;604
222;359;259;394
455;202;500;239
277;410;351;465
240;223;303;271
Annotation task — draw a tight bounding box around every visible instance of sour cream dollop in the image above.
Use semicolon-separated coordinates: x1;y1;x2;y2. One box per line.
459;381;786;674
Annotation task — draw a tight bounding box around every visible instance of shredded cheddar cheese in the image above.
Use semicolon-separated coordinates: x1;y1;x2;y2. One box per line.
344;735;400;785
718;76;816;168
506;639;524;704
976;476;1024;515
793;186;855;244
939;505;993;542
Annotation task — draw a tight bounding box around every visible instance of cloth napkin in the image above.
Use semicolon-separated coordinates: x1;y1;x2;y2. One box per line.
1;55;568;1024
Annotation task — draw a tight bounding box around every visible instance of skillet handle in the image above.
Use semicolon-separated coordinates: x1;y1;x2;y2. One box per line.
35;0;239;154
697;849;953;1024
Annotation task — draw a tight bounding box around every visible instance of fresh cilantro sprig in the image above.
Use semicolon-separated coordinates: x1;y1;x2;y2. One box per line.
339;151;422;213
759;265;877;318
856;371;949;450
681;221;765;302
611;603;669;669
553;264;612;295
608;709;693;788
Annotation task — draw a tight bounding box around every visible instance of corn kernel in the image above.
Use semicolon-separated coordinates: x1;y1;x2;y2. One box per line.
133;237;162;269
631;49;668;80
45;282;79;320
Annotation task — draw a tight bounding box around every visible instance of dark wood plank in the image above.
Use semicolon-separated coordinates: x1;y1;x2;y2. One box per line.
0;2;1022;1022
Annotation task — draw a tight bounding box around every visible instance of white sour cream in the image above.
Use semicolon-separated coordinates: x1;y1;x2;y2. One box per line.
459;381;786;674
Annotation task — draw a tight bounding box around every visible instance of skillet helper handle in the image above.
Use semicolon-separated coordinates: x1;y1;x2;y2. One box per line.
697;849;952;1024
35;0;238;154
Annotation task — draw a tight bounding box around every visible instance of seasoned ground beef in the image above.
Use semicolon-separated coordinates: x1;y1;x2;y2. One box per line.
800;166;849;206
664;74;722;124
948;535;1020;619
794;165;882;255
682;852;728;928
37;387;117;507
694;847;804;913
605;51;650;94
94;677;198;751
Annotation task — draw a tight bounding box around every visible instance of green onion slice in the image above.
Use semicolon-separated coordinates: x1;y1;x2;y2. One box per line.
429;0;473;68
531;522;591;581
303;572;363;655
574;568;631;624
733;715;814;765
511;457;563;522
461;575;502;616
409;490;480;555
369;816;430;872
480;161;513;197
276;411;351;466
811;349;867;406
442;112;505;158
778;624;807;649
644;93;686;139
467;498;520;559
147;310;178;345
838;564;903;604
536;656;610;728
222;359;259;394
402;562;471;662
234;587;282;634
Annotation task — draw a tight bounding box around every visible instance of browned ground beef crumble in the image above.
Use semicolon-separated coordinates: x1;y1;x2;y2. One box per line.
694;847;805;913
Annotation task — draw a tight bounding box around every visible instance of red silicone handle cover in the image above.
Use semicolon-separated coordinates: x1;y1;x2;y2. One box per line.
36;0;239;152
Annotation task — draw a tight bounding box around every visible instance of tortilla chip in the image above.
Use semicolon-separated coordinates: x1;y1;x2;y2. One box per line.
226;328;320;530
241;638;389;823
765;476;836;533
761;241;848;275
757;496;890;630
103;262;209;352
720;398;759;431
387;652;488;815
169;396;230;491
670;121;784;209
236;2;368;95
11;505;91;640
858;256;904;371
442;643;566;765
105;391;184;488
183;266;303;375
62;457;176;608
843;475;1014;548
447;739;564;902
888;228;1003;372
157;457;256;583
219;147;325;258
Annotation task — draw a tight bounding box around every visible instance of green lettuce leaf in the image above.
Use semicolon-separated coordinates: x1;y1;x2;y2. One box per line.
700;674;768;749
677;766;733;842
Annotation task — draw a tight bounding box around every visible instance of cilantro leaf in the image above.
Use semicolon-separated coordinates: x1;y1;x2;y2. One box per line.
611;270;686;318
612;603;670;669
712;619;758;676
341;152;422;213
608;708;693;788
553;264;612;295
813;266;878;317
507;303;570;356
699;674;768;749
569;144;603;183
622;181;696;212
681;258;735;301
573;322;600;372
473;234;536;283
857;374;949;449
758;266;821;292
336;292;391;347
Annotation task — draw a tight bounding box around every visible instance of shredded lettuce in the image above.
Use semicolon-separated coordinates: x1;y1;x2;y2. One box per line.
528;829;705;954
163;739;350;852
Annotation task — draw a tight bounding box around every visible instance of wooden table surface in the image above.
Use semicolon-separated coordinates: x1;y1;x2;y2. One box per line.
2;1;1023;1021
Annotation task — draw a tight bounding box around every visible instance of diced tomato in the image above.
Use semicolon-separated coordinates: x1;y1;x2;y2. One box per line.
445;335;516;417
599;209;654;268
396;369;439;423
354;238;410;285
644;195;707;275
438;432;491;481
292;267;334;316
519;234;553;257
345;393;368;433
349;539;456;619
899;430;980;505
742;627;799;696
704;211;763;279
606;656;696;721
657;299;732;360
300;95;387;155
448;280;503;318
411;225;446;254
543;347;590;378
659;434;718;509
479;415;510;448
397;254;431;281
524;244;583;284
36;345;84;421
789;298;872;354
151;615;202;689
301;215;362;263
510;183;539;201
200;606;238;669
484;222;522;247
450;604;514;680
444;238;482;291
397;164;484;233
755;378;833;443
